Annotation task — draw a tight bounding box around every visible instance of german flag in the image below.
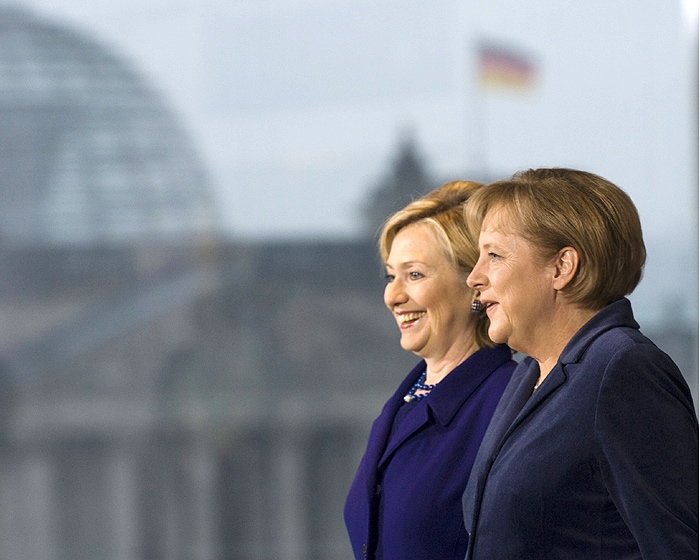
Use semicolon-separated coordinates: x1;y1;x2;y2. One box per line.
477;42;536;90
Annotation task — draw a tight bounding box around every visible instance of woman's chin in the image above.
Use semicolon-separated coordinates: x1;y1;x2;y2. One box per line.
399;335;424;356
487;327;508;346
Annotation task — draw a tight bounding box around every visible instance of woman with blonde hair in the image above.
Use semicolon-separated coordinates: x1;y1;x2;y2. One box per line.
344;180;516;560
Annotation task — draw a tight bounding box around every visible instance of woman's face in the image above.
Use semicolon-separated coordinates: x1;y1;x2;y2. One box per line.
384;222;475;361
467;207;558;356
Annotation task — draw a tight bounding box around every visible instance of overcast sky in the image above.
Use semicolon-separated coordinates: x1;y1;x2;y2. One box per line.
11;0;700;323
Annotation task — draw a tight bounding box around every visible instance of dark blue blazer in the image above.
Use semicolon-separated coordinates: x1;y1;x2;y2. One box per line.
462;298;699;560
344;344;516;560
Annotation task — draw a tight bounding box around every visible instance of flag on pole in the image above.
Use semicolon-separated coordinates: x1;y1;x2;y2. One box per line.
477;41;536;90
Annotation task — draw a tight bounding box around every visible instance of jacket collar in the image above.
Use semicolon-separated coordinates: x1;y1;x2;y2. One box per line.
378;345;513;469
427;344;513;427
559;297;639;366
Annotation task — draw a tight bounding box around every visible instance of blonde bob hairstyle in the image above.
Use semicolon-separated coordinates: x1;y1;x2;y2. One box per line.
379;180;493;348
463;168;646;311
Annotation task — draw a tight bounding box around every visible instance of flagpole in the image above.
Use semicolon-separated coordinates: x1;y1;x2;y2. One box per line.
466;35;489;181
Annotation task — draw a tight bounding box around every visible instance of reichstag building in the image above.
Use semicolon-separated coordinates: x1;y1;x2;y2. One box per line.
0;6;422;560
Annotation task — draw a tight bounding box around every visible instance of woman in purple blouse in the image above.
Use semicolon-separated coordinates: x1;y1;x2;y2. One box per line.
344;180;516;560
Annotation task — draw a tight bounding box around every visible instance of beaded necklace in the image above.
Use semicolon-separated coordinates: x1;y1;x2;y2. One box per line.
403;371;437;402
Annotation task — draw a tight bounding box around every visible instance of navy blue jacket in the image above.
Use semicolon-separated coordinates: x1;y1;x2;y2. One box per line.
462;298;698;559
344;344;516;560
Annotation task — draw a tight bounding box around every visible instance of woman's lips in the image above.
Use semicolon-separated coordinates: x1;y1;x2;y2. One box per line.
397;311;425;328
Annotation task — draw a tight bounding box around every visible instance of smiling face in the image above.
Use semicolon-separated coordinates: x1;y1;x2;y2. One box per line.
467;207;559;357
384;222;476;363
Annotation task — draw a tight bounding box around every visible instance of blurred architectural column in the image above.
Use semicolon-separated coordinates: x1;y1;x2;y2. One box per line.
189;437;217;560
21;452;56;559
109;443;139;560
272;429;307;560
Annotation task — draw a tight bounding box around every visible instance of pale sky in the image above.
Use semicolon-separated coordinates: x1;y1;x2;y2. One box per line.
9;0;700;324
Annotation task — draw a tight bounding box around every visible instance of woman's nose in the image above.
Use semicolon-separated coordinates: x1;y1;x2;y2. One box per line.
384;279;407;307
467;259;485;290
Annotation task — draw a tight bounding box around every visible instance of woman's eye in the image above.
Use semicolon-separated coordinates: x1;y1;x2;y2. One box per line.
409;271;423;280
488;252;501;260
384;274;395;283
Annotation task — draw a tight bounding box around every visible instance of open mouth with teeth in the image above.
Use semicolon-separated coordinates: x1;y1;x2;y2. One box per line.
398;311;425;328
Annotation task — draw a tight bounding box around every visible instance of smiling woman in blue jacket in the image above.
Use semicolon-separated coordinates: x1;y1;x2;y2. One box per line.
462;168;698;560
343;181;517;560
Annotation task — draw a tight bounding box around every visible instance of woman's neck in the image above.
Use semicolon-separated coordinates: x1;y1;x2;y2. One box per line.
423;339;481;385
532;306;599;380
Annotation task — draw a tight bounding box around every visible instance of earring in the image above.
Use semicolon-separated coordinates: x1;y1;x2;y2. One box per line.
471;299;483;314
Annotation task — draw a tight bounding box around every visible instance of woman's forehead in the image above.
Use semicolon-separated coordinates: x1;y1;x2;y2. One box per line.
482;204;520;234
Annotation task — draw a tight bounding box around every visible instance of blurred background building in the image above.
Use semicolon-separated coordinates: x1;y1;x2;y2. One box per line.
0;4;696;560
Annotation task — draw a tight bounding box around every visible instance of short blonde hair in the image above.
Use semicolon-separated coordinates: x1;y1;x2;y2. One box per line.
379;180;493;348
464;168;646;310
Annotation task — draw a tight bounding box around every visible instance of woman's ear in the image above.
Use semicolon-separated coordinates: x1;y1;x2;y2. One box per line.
552;247;579;291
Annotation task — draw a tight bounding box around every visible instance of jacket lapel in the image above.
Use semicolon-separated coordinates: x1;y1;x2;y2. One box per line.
365;361;426;486
377;402;430;470
483;360;540;449
464;360;567;534
481;359;568;463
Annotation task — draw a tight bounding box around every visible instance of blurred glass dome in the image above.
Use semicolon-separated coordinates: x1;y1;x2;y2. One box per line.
0;6;216;247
